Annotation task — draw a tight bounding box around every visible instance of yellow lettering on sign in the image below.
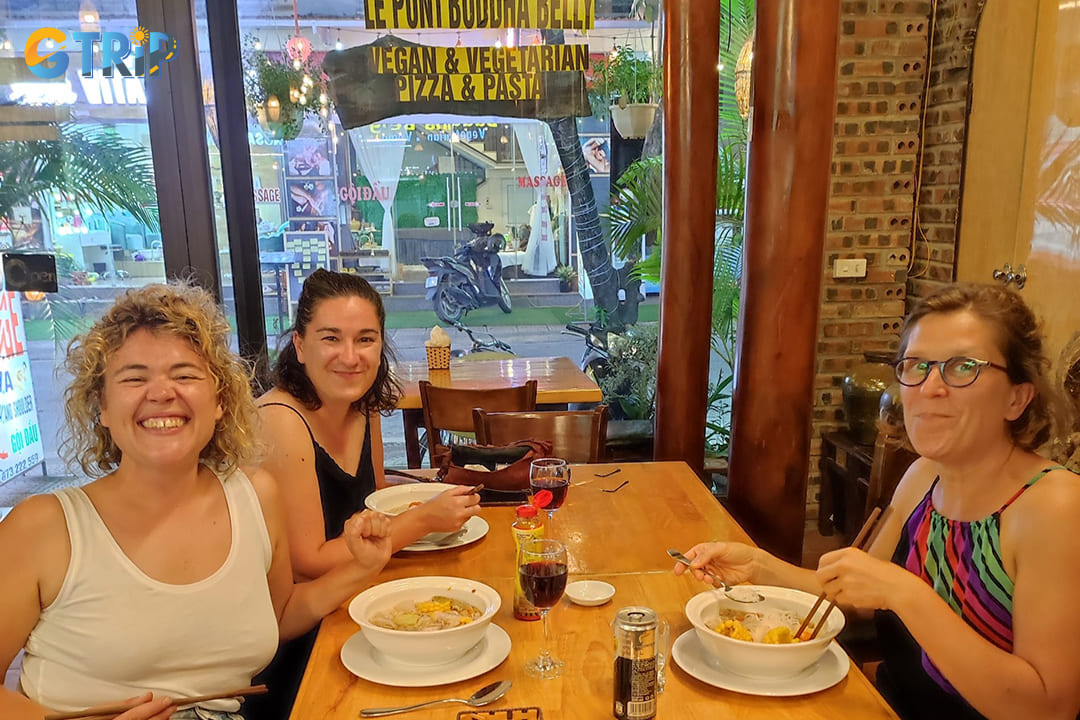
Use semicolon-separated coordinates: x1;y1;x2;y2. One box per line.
372;44;589;75
365;0;594;30
394;72;543;102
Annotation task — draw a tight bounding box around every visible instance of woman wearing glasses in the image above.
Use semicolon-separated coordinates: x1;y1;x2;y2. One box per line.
676;284;1080;720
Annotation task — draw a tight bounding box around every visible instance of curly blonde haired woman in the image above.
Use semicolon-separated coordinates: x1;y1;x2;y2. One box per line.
0;283;392;720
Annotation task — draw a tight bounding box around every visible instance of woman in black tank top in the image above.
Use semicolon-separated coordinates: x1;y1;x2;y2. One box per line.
248;270;482;720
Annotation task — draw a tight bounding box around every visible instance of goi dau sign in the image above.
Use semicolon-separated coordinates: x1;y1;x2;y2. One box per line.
364;0;594;30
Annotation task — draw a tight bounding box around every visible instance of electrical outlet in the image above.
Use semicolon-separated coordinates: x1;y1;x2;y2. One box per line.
834;258;867;279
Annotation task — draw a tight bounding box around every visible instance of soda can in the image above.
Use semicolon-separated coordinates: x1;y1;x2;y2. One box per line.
613;606;658;720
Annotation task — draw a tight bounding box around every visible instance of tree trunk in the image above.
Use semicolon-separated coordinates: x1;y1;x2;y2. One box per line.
542;29;622;322
545;116;621;318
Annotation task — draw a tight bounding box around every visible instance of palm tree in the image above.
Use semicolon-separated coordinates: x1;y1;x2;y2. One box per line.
0;123;159;347
0;123;158;238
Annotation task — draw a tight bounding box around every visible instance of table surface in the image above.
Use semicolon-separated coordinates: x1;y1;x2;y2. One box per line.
392;356;603;410
289;462;899;720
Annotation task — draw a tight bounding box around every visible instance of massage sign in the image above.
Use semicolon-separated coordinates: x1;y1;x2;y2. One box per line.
326;0;594;128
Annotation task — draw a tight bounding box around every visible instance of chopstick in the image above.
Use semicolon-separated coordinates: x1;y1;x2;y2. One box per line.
469;483;485;494
797;506;891;641
43;685;268;720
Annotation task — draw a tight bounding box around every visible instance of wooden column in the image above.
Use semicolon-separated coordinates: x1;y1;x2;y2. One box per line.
654;0;721;475
726;0;841;563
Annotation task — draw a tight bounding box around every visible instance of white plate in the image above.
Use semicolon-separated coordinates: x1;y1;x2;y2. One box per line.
671;629;850;697
565;580;616;606
340;623;511;687
399;516;489;552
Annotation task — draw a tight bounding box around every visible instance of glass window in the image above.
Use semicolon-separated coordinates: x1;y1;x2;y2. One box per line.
1;2;169;483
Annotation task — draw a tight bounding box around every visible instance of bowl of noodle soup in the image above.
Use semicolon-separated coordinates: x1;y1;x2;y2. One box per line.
365;483;464;543
685;585;845;679
349;576;500;666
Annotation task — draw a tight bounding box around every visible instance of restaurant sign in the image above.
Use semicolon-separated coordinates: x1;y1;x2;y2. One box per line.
364;0;594;30
0;293;43;485
325;36;590;128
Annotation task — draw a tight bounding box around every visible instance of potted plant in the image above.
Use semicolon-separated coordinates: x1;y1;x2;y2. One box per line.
555;264;578;292
242;36;331;141
587;45;660;139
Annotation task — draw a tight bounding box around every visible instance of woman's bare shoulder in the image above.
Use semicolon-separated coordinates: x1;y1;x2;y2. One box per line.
1;493;64;533
1017;465;1080;512
0;494;70;582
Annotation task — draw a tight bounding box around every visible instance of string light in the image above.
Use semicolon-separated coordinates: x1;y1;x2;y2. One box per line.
253;38;262;50
456;32;463;48
335;37;343;51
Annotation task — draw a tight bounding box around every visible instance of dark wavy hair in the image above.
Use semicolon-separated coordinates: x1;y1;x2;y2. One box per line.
889;283;1060;451
272;269;401;414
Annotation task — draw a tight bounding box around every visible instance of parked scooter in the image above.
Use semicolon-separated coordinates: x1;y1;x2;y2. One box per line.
421;222;512;324
563;321;610;383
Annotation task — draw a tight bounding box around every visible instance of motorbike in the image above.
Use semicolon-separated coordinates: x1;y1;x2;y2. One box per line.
563;321;610;384
421;222;512;324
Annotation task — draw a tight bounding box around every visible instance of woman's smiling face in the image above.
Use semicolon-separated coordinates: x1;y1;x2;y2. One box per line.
293;295;383;406
900;310;1033;462
98;328;223;469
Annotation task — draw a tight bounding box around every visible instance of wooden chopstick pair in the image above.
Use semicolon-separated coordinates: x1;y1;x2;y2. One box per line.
795;506;892;641
43;684;268;720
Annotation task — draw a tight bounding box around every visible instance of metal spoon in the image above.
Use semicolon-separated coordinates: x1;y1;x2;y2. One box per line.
359;679;511;717
667;548;764;603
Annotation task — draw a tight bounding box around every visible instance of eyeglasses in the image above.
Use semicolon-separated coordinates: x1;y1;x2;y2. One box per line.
894;356;1009;388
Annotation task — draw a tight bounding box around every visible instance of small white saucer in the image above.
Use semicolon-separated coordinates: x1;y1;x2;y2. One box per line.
565;580;616;606
399;516;489;552
340;623;511;687
670;629;850;697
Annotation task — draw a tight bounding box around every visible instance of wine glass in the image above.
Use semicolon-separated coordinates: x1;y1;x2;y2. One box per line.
529;458;570;524
517;538;568;679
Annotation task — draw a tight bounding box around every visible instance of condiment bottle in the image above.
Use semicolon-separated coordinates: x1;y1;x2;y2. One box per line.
512;504;545;621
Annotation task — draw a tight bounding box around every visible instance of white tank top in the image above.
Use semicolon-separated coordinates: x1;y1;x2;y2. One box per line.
21;467;279;713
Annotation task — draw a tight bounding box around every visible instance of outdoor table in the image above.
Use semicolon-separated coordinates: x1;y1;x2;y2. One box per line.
288;462;899;719
393;356;603;469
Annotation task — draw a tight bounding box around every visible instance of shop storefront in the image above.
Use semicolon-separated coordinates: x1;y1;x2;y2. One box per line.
0;0;648;483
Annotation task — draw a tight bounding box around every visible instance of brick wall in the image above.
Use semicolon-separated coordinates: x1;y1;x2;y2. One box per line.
907;0;987;301
807;0;988;529
807;0;929;527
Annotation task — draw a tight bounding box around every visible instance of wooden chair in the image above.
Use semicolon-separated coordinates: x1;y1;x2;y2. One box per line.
866;432;919;517
473;405;610;464
419;379;538;467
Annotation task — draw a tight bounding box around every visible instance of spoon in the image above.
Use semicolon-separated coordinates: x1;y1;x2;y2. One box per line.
359;679;511;717
667;548;764;603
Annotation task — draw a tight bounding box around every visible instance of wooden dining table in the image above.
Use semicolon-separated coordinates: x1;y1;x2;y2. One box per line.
393;356;604;468
288;462;899;719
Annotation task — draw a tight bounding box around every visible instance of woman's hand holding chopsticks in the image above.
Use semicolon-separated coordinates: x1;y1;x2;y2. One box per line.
814;508;914;613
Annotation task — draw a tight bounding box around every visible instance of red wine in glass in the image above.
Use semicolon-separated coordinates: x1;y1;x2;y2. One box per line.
530;477;569;509
517;538;568;679
519;560;569;609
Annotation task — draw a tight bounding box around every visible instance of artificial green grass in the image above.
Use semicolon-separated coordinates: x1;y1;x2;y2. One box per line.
385;302;659;329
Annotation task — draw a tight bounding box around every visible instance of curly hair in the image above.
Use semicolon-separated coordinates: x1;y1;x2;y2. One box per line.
272;269;401;414
887;283;1061;451
62;282;259;477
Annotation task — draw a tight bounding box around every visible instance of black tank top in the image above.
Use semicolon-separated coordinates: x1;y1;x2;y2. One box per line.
259;402;376;540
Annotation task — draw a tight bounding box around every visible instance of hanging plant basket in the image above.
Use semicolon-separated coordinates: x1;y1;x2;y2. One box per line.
611;103;658;140
255;101;303;141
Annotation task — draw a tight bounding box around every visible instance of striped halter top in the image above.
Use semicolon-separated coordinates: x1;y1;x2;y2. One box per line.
898;466;1062;694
